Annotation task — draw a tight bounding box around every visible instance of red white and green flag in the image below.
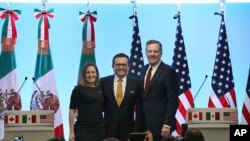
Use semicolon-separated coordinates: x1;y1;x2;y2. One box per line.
205;112;220;120
4;114;36;124
29;8;64;137
0;7;22;141
77;10;97;83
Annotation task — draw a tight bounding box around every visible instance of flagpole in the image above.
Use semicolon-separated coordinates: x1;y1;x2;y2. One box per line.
214;0;225;17
7;0;10;9
87;0;90;12
220;0;225;14
177;0;181;13
173;0;181;19
42;0;47;11
131;0;137;16
130;0;137;30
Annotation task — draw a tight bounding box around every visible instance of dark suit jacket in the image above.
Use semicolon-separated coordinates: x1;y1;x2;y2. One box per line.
141;62;178;135
100;75;143;141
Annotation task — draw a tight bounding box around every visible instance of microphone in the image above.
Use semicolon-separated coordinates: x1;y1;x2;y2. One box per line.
32;77;42;94
214;12;222;16
17;77;28;94
193;75;208;107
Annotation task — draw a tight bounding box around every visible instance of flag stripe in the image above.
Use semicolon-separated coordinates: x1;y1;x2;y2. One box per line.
215;112;220;120
206;112;211;120
242;104;250;124
15;115;19;123
172;13;193;136
188;112;192;120
22;115;27;123
208;13;237;108
54;124;64;137
31;115;36;123
34;51;53;80
4;115;8;124
0;52;17;78
241;68;250;124
199;112;203;120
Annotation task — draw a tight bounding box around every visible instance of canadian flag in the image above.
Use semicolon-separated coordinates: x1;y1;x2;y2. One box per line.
188;112;203;121
4;115;19;124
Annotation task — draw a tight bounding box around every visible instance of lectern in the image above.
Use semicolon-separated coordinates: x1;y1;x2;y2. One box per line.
186;108;238;141
4;110;54;141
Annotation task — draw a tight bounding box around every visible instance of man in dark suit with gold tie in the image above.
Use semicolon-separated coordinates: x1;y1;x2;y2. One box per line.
100;53;143;141
141;39;178;141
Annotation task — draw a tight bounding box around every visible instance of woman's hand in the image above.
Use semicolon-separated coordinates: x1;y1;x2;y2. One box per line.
69;132;75;141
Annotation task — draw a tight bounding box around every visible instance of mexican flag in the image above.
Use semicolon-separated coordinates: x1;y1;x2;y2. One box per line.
30;8;64;137
0;8;22;141
77;10;97;83
205;112;220;120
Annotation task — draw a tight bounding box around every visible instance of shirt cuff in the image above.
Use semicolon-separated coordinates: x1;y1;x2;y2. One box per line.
163;124;171;128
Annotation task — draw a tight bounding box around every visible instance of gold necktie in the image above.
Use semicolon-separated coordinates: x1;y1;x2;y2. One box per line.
116;79;123;106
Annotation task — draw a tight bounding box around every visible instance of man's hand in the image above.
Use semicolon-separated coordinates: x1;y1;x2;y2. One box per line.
144;130;153;141
161;126;171;138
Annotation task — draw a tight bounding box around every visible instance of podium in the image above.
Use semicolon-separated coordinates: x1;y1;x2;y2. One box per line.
4;110;54;141
186;108;238;141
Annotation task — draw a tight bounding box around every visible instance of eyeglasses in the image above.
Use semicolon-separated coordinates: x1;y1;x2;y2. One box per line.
114;63;128;67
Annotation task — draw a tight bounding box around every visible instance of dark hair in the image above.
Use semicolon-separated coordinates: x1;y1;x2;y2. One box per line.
47;137;65;141
161;135;178;141
102;137;121;141
112;53;130;67
79;62;100;87
146;39;163;53
183;128;205;141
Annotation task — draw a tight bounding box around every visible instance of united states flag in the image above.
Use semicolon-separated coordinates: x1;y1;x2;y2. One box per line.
241;68;250;124
172;12;194;136
128;15;144;79
208;13;237;108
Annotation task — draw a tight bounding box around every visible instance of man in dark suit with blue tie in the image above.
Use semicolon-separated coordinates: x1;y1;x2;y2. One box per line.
141;39;179;141
100;53;143;141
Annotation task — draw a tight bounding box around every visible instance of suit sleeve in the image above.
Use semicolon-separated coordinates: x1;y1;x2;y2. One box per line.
69;86;80;109
134;79;145;132
164;68;178;128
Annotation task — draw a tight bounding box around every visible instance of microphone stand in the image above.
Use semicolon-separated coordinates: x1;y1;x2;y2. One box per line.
17;77;28;94
32;77;52;111
193;75;208;107
32;77;42;94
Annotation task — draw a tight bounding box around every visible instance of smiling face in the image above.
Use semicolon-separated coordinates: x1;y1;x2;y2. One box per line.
84;66;98;87
146;42;162;67
113;57;129;79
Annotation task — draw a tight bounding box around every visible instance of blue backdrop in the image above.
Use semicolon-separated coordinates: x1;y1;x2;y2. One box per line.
0;2;249;139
